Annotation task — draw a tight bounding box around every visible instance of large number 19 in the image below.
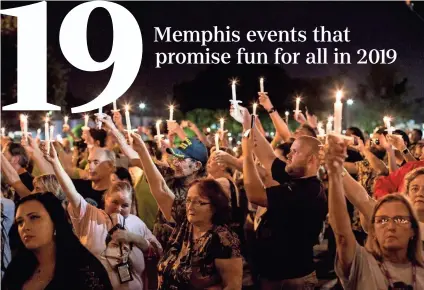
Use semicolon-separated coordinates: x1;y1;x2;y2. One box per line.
1;1;143;113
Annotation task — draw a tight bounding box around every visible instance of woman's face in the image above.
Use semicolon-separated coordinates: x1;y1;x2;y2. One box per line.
32;180;46;193
408;174;424;219
104;190;132;217
374;201;414;252
186;184;213;226
15;200;55;250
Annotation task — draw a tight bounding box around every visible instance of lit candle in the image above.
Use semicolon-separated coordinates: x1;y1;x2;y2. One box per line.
124;105;133;145
326;116;334;135
45;116;50;154
252;103;258;116
334;90;343;134
36;128;41;139
169;105;174;121
84;114;89;128
20;114;28;139
113;100;117;112
384;116;393;135
97;107;103;129
294;97;301;118
49;125;54;142
231;80;237;103
259;77;264;93
64;116;69;126
1;127;5;137
285;111;289;123
215;133;220;151
156;119;162;136
220;118;225;131
317;121;326;136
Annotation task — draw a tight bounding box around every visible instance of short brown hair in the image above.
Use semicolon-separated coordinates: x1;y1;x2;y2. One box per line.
188;178;231;225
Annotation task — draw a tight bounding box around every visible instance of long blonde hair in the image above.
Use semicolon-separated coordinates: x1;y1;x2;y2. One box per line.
33;174;66;202
365;194;423;266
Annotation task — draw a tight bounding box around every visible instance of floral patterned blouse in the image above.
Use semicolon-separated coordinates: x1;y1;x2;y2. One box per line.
157;199;241;290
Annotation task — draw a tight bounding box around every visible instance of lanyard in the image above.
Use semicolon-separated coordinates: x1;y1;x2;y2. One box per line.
378;261;416;289
107;214;126;256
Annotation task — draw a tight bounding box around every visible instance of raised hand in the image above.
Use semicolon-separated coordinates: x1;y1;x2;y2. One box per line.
386;134;406;151
325;135;348;175
258;92;273;111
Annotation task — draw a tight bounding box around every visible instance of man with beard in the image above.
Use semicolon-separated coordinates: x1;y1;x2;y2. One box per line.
242;119;327;289
152;137;208;247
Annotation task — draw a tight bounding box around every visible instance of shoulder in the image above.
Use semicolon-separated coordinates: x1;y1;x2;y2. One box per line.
212;225;241;248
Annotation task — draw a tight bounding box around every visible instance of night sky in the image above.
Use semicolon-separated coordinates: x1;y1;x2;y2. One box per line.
1;1;424;110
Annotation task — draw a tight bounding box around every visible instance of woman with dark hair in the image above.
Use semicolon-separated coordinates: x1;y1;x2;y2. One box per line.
157;179;242;289
1;192;112;290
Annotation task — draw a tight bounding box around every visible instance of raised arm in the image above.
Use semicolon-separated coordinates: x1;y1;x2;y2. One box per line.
131;133;175;221
1;153;32;198
98;114;142;169
185;120;210;147
387;134;416;163
42;143;83;210
326;136;357;277
242;131;268;207
258;93;292;142
22;136;54;175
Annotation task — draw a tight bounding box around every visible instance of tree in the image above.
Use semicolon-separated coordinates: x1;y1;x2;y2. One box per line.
351;64;411;132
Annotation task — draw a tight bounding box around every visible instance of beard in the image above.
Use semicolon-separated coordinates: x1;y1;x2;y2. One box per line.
286;163;307;178
369;147;386;160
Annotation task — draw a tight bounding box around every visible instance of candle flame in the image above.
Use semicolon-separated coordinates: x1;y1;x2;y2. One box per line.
285;111;289;116
156;119;162;125
220;117;225;122
318;121;323;128
229;78;239;86
124;104;131;111
336;90;343;101
383;116;391;122
328;116;334;122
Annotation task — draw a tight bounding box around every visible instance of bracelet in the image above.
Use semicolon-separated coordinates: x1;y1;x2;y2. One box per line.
267;107;277;114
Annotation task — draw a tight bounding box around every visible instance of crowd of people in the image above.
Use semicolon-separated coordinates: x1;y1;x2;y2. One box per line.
1;92;424;289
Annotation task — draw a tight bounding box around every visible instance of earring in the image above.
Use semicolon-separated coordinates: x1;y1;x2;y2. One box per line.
54;230;56;236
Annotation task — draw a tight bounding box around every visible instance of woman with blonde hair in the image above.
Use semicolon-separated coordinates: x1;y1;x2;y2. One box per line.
326;135;424;290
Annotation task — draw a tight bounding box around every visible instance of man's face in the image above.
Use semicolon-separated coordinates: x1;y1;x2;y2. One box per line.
285;140;310;177
87;149;114;182
168;155;199;178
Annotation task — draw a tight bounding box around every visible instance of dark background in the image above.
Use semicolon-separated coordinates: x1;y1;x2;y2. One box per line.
1;1;423;129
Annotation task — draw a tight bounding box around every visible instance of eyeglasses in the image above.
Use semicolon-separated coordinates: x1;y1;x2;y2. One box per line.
185;199;211;207
374;215;411;226
371;139;380;145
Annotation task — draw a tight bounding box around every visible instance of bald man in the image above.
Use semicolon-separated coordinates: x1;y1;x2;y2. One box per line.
244;133;327;289
71;147;116;208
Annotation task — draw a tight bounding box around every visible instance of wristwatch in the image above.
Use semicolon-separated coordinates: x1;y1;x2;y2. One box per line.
267;107;277;114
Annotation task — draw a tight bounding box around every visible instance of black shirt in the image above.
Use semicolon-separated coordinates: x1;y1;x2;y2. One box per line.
254;158;328;280
19;172;34;192
71;179;106;209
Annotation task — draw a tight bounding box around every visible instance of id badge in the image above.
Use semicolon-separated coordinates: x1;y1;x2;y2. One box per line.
116;262;134;284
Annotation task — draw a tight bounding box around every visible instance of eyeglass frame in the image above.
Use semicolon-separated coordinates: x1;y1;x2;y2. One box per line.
373;215;412;226
185;198;211;207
